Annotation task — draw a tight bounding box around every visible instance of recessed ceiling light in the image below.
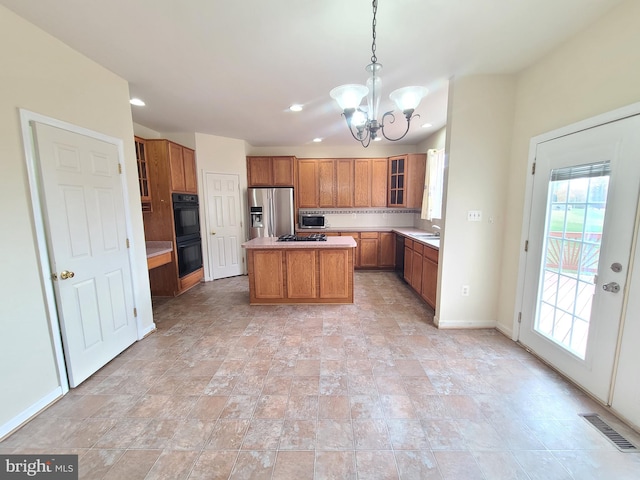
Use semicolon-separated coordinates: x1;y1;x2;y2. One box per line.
421;123;433;128
130;98;145;106
313;138;323;143
373;137;382;141
289;104;303;112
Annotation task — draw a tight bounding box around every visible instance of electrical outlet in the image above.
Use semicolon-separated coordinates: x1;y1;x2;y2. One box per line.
467;211;482;222
461;285;470;296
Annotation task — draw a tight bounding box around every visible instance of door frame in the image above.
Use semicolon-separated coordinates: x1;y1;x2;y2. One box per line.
513;101;640;400
201;171;244;281
19;109;145;395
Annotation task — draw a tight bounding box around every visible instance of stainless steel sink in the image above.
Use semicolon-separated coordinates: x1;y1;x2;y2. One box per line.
412;234;440;239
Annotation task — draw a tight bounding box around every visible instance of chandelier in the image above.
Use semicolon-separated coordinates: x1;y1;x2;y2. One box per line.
330;0;428;147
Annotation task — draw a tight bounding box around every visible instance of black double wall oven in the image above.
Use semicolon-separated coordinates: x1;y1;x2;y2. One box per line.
172;193;203;278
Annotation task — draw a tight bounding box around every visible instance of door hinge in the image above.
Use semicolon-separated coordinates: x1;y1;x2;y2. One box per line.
133;308;137;317
531;162;536;175
524;240;529;252
118;163;122;174
518;312;522;324
126;238;130;248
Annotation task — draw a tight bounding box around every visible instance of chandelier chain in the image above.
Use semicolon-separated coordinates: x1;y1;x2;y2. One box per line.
371;0;377;64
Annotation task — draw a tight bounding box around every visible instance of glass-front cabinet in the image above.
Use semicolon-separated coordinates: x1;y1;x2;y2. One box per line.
135;136;152;211
388;155;406;206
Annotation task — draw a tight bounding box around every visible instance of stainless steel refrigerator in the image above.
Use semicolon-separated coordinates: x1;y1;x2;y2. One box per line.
248;187;294;238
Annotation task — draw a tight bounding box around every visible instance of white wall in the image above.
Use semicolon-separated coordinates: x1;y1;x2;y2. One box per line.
498;0;640;334
0;5;153;435
437;75;516;328
194;133;249;279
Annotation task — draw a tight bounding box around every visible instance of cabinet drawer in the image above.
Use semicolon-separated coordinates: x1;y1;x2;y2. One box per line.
423;245;438;262
404;238;414;250
360;232;379;239
412;242;424;255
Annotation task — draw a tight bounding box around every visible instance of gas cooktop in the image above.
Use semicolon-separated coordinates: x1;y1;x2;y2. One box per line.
277;234;327;242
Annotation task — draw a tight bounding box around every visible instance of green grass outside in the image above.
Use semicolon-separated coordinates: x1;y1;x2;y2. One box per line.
549;207;605;233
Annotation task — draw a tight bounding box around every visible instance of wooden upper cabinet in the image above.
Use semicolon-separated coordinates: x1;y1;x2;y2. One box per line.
388;153;426;208
354;159;371;207
146;139;196;194
272;157;295;186
318;159;335;207
371;158;389;207
297;159;319;208
167;142;197;194
247;156;295;187
182;148;197;193
169;142;186;192
354;158;388;207
335;159;353;207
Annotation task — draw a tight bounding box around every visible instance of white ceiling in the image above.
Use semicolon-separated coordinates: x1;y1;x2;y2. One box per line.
1;0;624;147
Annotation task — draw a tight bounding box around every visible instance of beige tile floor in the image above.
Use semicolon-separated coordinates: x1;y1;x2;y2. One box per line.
2;271;639;479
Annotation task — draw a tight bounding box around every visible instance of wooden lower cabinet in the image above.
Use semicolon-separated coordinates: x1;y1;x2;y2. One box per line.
318;249;351;299
379;232;395;267
422;253;438;308
359;232;379;268
252;250;285;299
247;247;353;304
404;241;413;284
286;250;316;299
403;235;438;309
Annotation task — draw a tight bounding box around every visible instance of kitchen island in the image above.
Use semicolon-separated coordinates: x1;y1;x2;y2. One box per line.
242;236;357;305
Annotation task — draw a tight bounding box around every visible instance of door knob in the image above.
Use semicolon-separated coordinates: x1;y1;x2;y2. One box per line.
211;231;216;235
60;270;75;280
602;282;620;293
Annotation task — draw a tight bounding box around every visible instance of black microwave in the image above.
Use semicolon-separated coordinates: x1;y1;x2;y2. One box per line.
299;214;326;229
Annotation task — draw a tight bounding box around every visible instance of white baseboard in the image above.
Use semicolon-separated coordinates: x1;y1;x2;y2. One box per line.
436;319;497;329
0;387;63;441
495;322;514;339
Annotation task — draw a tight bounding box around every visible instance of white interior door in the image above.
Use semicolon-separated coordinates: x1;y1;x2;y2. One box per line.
33;122;137;387
205;173;243;279
520;115;640;403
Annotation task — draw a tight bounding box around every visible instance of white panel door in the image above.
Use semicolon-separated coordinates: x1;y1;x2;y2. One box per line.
33;122;137;387
205;173;243;279
520;115;640;403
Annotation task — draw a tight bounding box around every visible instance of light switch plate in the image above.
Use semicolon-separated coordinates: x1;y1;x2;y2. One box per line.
467;210;482;221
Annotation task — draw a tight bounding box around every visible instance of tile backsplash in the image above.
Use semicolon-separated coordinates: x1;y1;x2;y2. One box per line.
299;208;419;229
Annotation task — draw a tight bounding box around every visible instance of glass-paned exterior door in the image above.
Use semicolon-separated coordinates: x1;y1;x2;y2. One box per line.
535;162;610;358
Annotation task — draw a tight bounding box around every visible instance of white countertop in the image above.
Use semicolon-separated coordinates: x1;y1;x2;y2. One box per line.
295;227;440;250
392;228;440;249
145;241;173;258
242;236;357;249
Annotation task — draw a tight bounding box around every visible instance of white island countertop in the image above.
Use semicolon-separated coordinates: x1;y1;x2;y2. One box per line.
242;236;356;249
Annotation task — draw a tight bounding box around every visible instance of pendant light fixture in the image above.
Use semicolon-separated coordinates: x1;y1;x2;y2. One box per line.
330;0;428;147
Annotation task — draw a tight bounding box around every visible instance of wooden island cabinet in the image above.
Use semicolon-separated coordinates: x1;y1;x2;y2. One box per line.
242;236;356;304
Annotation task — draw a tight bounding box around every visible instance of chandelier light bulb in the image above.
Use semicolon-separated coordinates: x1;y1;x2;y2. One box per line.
330;84;368;110
389;86;429;112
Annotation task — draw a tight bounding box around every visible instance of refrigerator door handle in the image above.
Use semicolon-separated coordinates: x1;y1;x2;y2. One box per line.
269;189;276;237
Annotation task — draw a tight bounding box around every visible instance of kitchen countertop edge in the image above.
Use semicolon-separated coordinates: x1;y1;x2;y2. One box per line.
242;237;357;249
